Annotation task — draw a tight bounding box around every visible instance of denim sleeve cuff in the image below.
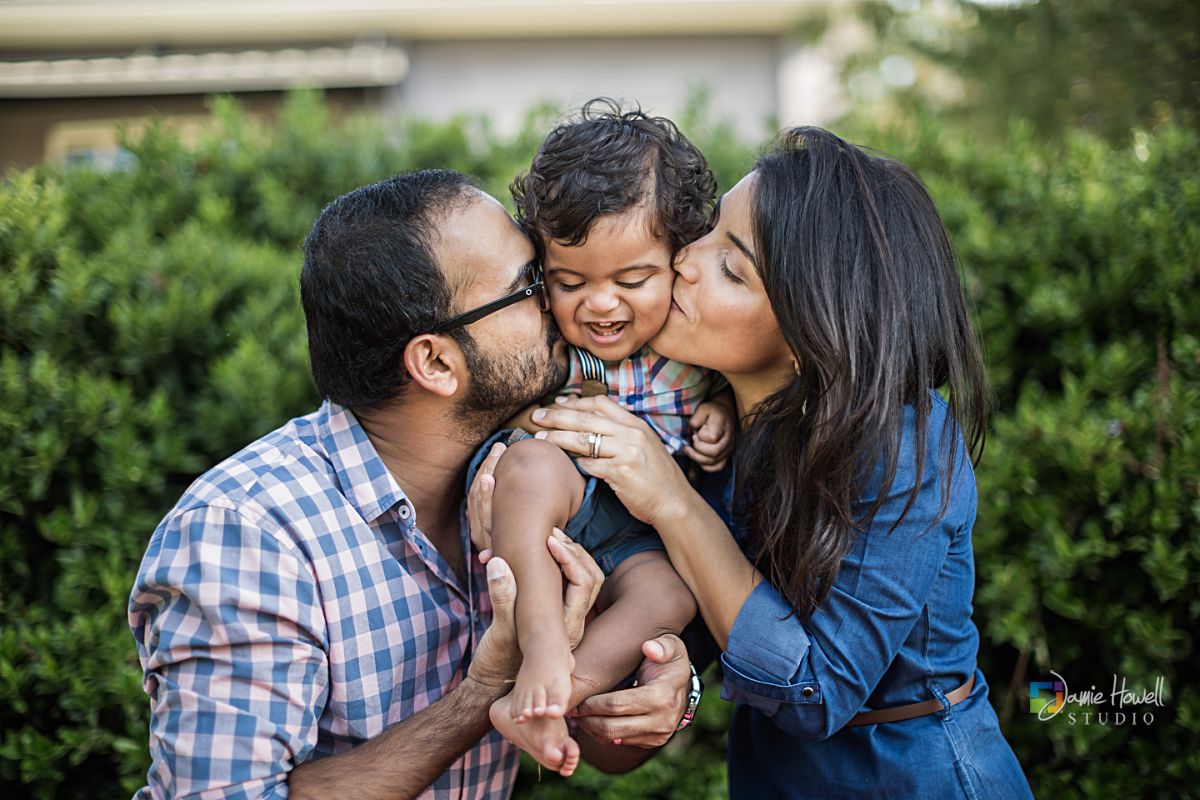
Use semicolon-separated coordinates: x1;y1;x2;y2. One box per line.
720;580;822;709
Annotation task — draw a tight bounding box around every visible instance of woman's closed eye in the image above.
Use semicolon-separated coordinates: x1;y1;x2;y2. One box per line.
720;256;743;284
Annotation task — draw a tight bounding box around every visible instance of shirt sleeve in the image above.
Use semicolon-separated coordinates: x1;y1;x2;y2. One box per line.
129;503;329;799
719;405;974;741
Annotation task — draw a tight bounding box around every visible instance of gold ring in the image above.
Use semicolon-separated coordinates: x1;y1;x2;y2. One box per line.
588;432;603;459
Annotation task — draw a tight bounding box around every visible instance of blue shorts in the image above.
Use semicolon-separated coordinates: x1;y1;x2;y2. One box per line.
466;429;665;576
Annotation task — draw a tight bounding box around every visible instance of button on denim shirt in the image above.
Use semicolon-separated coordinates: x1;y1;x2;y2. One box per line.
718;392;1033;799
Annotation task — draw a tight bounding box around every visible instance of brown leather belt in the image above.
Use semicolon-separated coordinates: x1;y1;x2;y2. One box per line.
847;675;975;727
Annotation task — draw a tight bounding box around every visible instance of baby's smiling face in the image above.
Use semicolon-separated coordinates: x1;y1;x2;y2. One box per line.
542;208;675;362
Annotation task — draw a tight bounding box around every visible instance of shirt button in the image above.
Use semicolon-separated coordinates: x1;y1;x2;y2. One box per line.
398;504;411;520
801;686;815;698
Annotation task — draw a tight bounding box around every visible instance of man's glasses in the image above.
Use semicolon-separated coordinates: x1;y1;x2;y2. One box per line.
430;259;550;334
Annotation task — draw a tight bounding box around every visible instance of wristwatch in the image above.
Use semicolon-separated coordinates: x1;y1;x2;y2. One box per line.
676;662;704;731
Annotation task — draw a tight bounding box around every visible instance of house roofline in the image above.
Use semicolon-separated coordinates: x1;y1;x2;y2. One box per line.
0;1;835;49
0;42;409;98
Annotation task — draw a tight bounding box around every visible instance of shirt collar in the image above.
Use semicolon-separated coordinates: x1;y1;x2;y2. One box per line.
317;400;414;526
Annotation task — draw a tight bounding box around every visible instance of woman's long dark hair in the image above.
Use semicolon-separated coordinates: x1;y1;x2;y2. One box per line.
737;127;989;619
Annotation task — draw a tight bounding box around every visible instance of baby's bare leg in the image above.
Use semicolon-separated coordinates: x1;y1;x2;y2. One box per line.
490;438;585;721
565;550;697;708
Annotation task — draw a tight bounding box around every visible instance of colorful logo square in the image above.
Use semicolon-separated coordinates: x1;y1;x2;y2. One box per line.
1029;680;1065;715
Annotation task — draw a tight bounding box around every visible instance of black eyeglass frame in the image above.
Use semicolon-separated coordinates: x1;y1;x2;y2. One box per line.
430;260;549;334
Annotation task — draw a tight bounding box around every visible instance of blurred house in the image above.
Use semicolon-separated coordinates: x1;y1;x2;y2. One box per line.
0;0;862;171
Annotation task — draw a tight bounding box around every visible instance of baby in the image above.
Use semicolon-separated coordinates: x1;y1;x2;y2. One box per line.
472;99;735;774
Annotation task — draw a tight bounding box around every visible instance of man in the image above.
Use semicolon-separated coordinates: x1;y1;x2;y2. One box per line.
128;170;694;799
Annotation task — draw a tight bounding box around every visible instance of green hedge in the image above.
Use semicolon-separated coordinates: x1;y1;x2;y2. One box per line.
862;118;1200;798
0;91;1196;798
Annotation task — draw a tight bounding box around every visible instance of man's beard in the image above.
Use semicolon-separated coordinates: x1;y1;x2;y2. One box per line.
452;322;568;441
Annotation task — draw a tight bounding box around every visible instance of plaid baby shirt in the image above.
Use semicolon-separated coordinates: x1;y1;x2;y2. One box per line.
560;344;717;453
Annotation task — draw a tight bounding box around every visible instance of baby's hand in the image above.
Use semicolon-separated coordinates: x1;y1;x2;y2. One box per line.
683;398;735;472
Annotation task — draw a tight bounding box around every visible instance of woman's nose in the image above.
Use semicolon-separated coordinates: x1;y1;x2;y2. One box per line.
673;246;700;284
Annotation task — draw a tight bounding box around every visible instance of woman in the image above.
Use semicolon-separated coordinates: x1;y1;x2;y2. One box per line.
533;128;1034;798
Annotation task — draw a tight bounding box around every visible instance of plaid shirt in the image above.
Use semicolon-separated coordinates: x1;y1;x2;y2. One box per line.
561;344;716;453
128;401;518;800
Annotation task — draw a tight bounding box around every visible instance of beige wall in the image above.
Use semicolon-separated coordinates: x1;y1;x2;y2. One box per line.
398;35;787;141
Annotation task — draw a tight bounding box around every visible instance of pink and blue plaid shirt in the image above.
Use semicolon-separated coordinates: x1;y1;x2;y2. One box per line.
560;344;716;453
128;401;518;799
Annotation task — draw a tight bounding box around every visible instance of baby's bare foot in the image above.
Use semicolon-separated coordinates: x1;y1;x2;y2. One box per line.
491;695;580;775
510;640;573;721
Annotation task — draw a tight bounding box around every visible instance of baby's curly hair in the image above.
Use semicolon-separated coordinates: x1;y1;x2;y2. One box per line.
511;98;717;255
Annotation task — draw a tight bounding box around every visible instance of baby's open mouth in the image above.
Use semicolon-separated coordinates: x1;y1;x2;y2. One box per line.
585;321;628;343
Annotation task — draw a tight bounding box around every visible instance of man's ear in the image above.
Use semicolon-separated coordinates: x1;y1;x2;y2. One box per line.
403;333;463;398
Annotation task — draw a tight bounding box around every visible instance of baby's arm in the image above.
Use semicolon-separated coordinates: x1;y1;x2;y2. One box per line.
565;551;697;709
684;387;736;472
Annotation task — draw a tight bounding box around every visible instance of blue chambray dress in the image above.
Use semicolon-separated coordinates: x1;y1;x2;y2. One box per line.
713;391;1033;799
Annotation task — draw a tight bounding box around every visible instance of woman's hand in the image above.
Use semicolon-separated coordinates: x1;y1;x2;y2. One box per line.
569;635;693;748
530;395;694;527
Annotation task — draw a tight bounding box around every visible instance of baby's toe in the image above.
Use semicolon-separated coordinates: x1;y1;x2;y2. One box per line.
532;686;548;717
559;737;580;776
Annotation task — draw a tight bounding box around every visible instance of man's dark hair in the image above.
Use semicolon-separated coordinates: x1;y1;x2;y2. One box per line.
300;169;478;409
510;97;717;253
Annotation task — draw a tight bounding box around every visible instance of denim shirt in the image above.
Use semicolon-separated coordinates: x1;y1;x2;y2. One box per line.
717;392;1033;799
